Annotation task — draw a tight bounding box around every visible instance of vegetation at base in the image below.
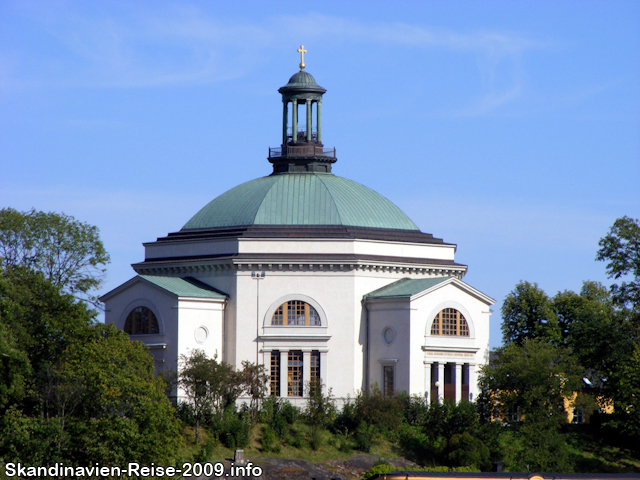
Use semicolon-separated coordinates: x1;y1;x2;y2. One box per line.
175;217;640;474
2;208;639;475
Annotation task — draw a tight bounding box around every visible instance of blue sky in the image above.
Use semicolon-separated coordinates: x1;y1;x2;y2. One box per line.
1;1;638;349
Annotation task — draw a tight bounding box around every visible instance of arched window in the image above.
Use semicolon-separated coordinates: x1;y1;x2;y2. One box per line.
430;308;469;336
271;300;320;326
124;306;160;335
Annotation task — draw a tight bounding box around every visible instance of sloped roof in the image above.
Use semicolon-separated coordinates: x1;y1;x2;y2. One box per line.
364;277;451;299
181;173;419;231
365;276;495;305
138;275;227;299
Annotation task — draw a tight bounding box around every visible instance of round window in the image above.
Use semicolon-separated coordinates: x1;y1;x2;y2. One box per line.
194;326;209;345
382;327;396;345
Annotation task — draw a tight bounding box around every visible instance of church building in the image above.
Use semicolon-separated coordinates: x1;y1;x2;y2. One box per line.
101;48;494;404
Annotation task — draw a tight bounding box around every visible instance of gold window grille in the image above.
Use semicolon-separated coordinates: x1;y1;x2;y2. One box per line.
272;305;284;325
288;351;303;396
124;306;159;335
270;351;280;396
271;301;321;326
383;365;395;397
310;351;320;393
430;308;470;336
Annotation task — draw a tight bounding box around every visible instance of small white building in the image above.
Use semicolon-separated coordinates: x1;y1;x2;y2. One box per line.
101;63;493;405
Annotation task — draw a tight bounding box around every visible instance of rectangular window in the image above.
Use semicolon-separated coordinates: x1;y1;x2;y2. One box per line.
310;351;320;394
383;365;394;397
288;350;303;396
507;406;520;423
572;407;584;424
270;351;280;396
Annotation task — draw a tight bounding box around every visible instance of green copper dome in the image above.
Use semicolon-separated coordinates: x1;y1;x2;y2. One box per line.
182;173;419;231
278;71;326;95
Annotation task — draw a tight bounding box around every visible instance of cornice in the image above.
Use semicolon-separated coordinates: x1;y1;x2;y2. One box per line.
132;254;467;278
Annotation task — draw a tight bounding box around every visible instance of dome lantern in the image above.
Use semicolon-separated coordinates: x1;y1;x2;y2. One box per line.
268;46;337;174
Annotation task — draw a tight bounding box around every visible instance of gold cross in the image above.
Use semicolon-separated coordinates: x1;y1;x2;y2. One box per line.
297;45;307;70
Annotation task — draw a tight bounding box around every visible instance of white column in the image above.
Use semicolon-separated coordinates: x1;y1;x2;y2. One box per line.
423;361;431;402
280;351;288;397
303;351;311;396
455;363;462;404
320;351;328;390
437;363;445;402
468;363;478;402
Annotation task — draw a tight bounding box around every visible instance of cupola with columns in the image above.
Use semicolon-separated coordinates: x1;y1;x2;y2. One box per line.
268;45;337;174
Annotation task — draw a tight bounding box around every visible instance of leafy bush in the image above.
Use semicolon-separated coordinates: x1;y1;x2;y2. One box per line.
213;409;252;449
260;426;276;452
332;398;358;434
281;400;299;424
399;424;439;465
192;436;217;462
309;426;324;451
397;391;429;426
443;432;491;471
260;397;298;438
285;426;304;449
354;386;403;435
176;401;196;425
353;422;375;452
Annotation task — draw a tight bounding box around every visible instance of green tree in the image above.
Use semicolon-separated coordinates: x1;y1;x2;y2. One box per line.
0;267;96;378
0;318;31;410
178;350;242;442
179;350;218;443
239;360;269;420
596;216;640;310
0;270;182;465
479;338;581;425
554;281;632;378
58;324;181;464
304;381;335;450
501;281;561;345
0;208;110;305
479;339;580;471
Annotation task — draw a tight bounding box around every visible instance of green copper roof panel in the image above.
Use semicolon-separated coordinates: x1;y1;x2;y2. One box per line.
365;277;451;299
255;174;341;225
182;173;419;231
317;175;417;230
183;176;279;229
139;275;227;299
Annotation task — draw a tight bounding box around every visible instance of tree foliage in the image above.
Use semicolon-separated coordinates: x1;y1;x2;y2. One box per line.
239;360;269;418
0;268;182;465
479;338;581;424
501;281;561;346
178;350;268;442
479;339;581;471
596;215;640;310
0;208;110;305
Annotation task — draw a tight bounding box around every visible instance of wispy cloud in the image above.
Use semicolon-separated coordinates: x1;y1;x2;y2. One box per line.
2;4;546;108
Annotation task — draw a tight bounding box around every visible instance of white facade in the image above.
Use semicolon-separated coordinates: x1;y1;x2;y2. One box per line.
100;68;494;404
102;233;493;404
